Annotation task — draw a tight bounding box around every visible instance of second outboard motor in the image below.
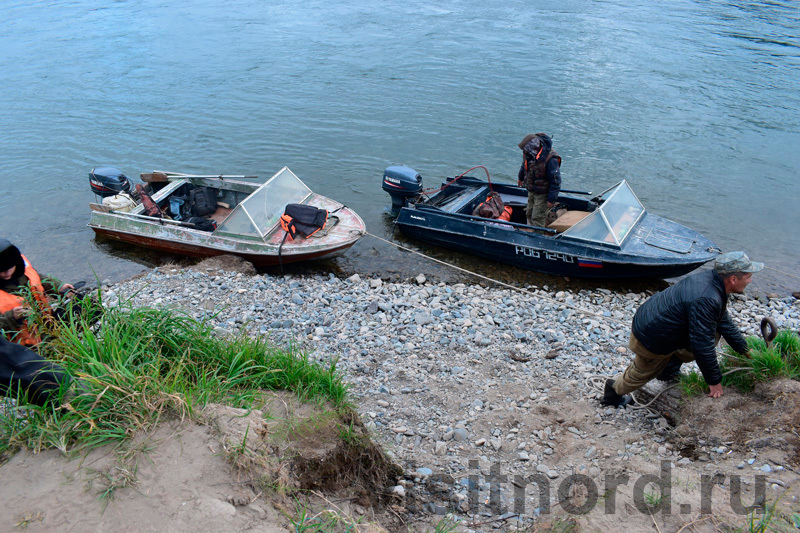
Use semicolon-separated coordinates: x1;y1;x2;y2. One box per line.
89;166;132;198
382;165;422;215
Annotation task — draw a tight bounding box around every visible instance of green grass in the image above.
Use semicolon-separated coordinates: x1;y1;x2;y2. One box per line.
282;497;367;532
679;371;709;397
643;489;663;508
738;496;799;533
679;329;800;395
0;292;350;460
430;514;460;533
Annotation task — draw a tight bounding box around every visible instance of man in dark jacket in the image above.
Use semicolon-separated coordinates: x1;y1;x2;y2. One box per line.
602;251;763;408
0;336;72;406
517;133;562;228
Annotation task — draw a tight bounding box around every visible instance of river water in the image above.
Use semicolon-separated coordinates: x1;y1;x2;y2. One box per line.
1;0;798;294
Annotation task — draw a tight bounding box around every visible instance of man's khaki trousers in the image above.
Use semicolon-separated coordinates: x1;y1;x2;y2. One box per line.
612;333;702;395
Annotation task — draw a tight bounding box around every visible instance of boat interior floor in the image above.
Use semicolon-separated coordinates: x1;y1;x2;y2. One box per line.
429;184;596;233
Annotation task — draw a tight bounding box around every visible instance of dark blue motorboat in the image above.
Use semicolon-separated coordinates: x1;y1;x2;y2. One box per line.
382;165;720;279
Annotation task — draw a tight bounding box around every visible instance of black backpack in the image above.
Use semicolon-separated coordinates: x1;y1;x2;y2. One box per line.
190;187;218;216
279;204;328;239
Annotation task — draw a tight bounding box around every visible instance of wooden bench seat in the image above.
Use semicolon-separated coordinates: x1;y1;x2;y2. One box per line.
548;210;591;233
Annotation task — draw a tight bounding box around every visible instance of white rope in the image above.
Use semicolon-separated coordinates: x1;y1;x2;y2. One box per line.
764;264;800;281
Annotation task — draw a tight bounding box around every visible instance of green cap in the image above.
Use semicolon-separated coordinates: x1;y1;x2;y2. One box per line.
714;251;764;275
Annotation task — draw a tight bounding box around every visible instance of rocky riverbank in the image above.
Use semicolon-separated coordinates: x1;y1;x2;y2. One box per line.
102;258;800;530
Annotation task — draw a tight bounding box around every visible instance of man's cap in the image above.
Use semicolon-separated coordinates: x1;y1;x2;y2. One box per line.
714;251;764;275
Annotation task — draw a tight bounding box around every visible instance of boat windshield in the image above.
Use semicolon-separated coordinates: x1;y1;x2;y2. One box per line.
562;180;644;247
214;167;312;240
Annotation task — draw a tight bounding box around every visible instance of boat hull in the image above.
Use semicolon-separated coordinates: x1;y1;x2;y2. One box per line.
91;227;355;266
394;207;717;279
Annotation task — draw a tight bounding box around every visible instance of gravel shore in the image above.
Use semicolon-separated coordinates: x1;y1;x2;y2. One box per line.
104;263;800;526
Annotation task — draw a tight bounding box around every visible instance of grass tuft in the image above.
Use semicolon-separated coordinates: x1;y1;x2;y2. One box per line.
281;497;367;532
679;371;709;397
1;294;350;460
430;514;460;533
680;329;800;395
740;496;798;533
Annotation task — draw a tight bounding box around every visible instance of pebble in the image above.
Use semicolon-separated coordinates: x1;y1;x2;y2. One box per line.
453;428;468;442
100;265;800;519
434;441;447;456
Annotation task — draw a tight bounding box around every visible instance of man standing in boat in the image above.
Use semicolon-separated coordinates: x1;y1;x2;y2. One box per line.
601;251;762;408
517;133;562;228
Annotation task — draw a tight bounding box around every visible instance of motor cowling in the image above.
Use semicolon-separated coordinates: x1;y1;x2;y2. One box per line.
90;166;132;198
382;165;422;215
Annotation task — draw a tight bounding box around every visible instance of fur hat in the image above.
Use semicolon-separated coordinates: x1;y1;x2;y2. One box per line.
518;133;552;157
518;133;539;150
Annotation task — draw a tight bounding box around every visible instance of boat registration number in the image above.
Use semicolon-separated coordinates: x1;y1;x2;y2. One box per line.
514;245;574;263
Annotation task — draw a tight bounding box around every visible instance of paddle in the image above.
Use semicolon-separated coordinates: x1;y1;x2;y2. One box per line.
511;182;592;196
97;208;205;229
141;171;259;182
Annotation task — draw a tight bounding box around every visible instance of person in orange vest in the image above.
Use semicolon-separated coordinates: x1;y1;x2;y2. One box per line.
0;239;75;347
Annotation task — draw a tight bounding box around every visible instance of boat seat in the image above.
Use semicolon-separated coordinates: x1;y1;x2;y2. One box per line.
547;210;591;233
497;192;526;207
209;206;233;224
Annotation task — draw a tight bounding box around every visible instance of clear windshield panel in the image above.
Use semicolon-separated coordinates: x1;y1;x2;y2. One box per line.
565;211;616;244
562;180;644;246
214;167;312;239
214;207;260;237
252;167;312;234
600;182;644;243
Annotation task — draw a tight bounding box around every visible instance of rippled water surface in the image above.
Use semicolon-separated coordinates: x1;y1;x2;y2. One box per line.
1;0;798;293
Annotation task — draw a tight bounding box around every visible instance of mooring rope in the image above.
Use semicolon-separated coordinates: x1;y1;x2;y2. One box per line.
765;264;800;281
365;231;629;327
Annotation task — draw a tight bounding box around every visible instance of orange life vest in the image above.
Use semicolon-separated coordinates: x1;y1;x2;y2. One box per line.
473;192;514;222
0;255;50;346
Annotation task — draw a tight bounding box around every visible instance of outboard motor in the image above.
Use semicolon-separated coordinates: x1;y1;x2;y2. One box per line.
89;166;132;198
382;165;422;215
